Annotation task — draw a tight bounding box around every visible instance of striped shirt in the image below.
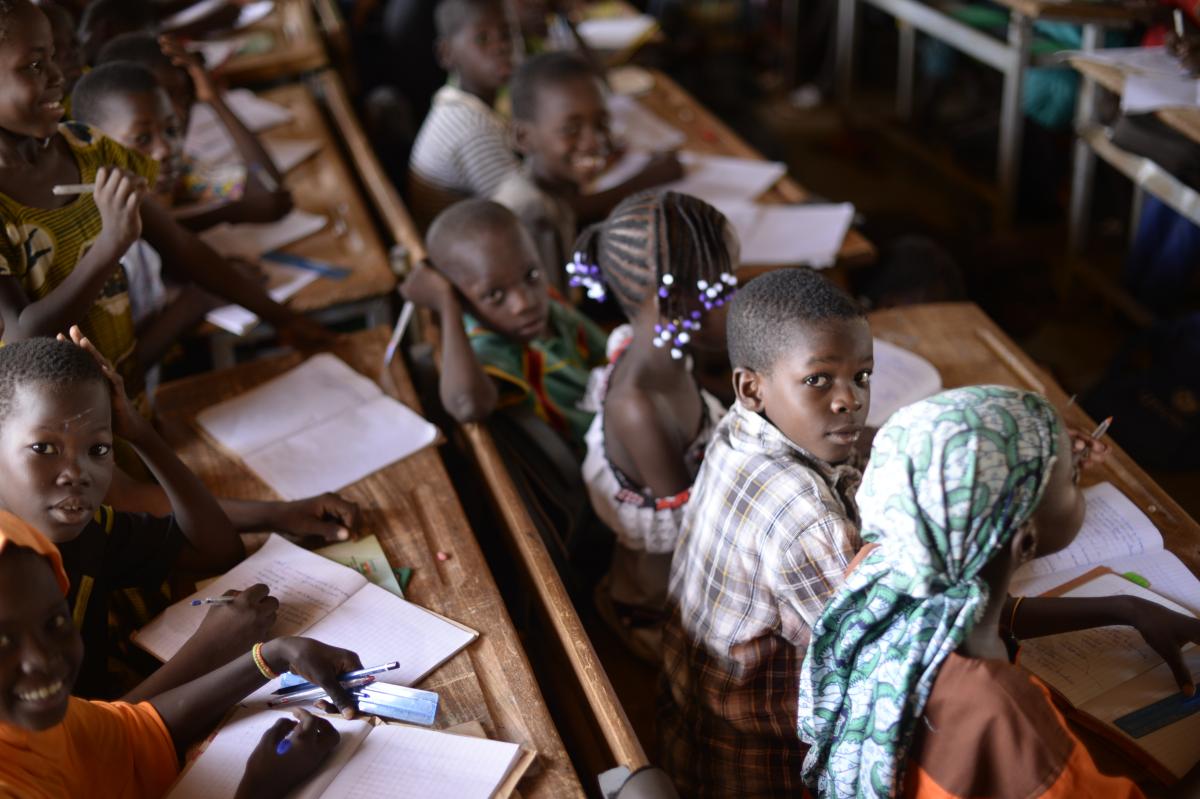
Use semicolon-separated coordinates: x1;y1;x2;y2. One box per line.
409;84;519;225
659;401;863;798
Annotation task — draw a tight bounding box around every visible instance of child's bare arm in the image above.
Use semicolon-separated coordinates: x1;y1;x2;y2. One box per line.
67;326;244;573
0;167;145;340
400;261;498;422
606;392;693;497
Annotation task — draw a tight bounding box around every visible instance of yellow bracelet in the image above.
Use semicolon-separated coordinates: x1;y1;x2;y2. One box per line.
1007;596;1025;640
251;642;278;680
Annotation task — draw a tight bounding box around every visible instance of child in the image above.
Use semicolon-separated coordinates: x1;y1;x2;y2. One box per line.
95;33;293;229
796;386;1200;797
401;199;607;452
0;0;328;403
33;0;83;101
497;52;681;283
660;268;1200;797
0;334;264;700
408;0;518;227
0;509;362;798
574;191;732;662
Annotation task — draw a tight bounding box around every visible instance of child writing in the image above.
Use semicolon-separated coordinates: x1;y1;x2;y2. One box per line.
408;0;518;226
0;333;272;701
401;199;607;452
574;190;731;662
498;53;681;282
797;386;1200;798
0;509;363;799
661;268;1200;798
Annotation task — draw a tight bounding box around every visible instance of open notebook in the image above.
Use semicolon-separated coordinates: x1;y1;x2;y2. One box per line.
865;338;942;429
1011;482;1200;616
193;354;439;499
134;535;476;699
1018;570;1200;781
167;708;531;799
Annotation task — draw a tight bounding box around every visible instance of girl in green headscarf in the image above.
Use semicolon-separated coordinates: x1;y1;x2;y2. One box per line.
796;385;1165;799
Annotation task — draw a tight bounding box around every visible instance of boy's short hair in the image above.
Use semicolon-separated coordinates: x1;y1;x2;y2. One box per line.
0;339;106;422
94;31;172;70
434;0;500;39
728;268;865;373
426;198;522;279
71;61;160;128
511;52;595;121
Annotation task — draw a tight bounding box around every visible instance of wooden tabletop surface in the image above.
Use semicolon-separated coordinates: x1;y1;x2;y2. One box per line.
637;69;877;268
216;0;329;85
154;327;585;798
255;81;398;312
1070;58;1200;147
869;302;1200;570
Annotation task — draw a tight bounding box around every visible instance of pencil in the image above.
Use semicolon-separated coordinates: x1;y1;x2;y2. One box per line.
52;183;95;196
1175;9;1185;37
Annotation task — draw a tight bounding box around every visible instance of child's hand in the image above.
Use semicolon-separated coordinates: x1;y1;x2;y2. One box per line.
94;166;147;255
159;35;219;104
1167;30;1200;76
270;493;361;545
1127;599;1200;694
639;152;684;186
400;260;458;313
261;637;364;718
191;584;280;660
59;325;145;439
1067;427;1110;472
236;709;341;799
238;174;294;224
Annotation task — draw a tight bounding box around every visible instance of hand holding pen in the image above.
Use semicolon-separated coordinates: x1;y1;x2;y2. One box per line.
239;709;341;798
1070;416;1113;475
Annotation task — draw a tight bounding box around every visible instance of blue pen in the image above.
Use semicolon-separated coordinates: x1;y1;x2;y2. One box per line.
272;661;400;696
262;250;351;280
276;728;297;755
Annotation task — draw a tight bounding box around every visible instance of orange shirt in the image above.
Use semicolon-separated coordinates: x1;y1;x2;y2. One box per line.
904;653;1144;799
0;698;178;799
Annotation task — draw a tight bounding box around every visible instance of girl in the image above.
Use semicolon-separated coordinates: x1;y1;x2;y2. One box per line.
574;190;734;661
796;386;1200;798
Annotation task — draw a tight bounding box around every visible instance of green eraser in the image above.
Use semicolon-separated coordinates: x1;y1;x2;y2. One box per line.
1122;571;1151;588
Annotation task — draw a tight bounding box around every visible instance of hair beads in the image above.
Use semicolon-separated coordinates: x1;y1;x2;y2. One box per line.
653;271;738;359
565;252;606;301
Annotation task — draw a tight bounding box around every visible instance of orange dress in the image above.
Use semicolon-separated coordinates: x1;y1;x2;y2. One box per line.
0;698;178;799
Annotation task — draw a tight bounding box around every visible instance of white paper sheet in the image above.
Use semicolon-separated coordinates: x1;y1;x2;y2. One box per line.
863;337;942;428
199;209;327;260
719;201;853;267
204;260;320;335
185;90;294;162
588;149;652;194
160;0;227;30
188;38;241;70
236;0;274;28
607;95;685;152
663;152;787;207
1121;74;1200;113
319;724;522;799
1067;46;1191;79
1011;548;1200;616
576;15;657;50
267;138;322;173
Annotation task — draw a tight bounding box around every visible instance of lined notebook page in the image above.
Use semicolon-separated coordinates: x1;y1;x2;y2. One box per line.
1014;483;1163;579
1012;548;1200;615
166;708;373;799
135;535;365;661
320;724;521;798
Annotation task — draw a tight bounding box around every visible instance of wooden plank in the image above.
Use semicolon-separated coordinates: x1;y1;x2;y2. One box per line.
154;327;585;798
1070;58;1200;147
867;302;1200;571
219;0;329;85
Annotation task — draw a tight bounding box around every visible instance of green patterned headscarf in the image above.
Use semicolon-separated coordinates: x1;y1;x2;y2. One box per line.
796;386;1061;798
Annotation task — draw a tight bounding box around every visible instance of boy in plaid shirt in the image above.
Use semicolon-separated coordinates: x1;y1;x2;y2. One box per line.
659;269;872;797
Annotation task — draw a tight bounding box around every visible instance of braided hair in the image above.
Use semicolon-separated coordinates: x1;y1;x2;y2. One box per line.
573;190;735;322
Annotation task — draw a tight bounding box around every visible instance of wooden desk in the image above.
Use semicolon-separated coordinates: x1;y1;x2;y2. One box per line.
217;0;329;86
868;302;1200;568
1071;58;1200;145
155;326;586;798
636;69;877;269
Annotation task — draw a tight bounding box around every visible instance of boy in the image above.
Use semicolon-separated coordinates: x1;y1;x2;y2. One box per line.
0;333;274;701
497;52;680;284
401;199;607;452
408;0;518;227
659;267;872;797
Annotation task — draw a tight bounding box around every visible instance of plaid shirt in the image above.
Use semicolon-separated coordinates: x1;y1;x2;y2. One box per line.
659;402;863;798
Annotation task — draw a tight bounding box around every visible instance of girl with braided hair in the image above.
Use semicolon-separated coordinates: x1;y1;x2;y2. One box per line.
574;189;737;662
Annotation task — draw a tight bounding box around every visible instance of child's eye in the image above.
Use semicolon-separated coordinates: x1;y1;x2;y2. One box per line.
135;134;152;148
485;289;505;304
90;443;112;457
526;268;541;283
48;613;68;632
29;443;57;455
27;60;43;72
804;374;831;388
855;370;873;385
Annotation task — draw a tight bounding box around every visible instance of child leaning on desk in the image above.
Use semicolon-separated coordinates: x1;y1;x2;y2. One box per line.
0;510;362;799
659;268;1200;799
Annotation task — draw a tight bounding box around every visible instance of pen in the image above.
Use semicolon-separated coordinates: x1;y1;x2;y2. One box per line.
271;661;401;696
52;183;94;196
266;676;376;707
261;250;351;280
276;727;297;755
1175;9;1185;38
1089;415;1113;443
190;596;235;606
384;301;414;366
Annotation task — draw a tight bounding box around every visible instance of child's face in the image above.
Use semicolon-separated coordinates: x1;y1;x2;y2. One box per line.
42;4;82;93
98;89;184;196
441;5;513;94
0;3;66;139
0;381;113;544
518;75;612;187
735;317;873;464
0;548;82;732
1029;425;1085;556
449;223;549;342
149;62;194;132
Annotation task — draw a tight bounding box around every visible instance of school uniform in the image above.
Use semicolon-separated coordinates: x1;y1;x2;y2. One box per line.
658;401;862;798
58;506;186;700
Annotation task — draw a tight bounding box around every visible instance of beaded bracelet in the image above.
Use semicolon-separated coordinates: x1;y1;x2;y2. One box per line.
251;642;278;680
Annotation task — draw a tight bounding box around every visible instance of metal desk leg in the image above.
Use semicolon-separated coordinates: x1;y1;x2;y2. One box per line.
897;19;917;120
997;14;1032;225
835;0;857;103
1067;22;1103;260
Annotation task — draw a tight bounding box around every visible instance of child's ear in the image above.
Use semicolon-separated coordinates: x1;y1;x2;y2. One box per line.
733;367;765;412
511;120;533;156
1010;520;1039;564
